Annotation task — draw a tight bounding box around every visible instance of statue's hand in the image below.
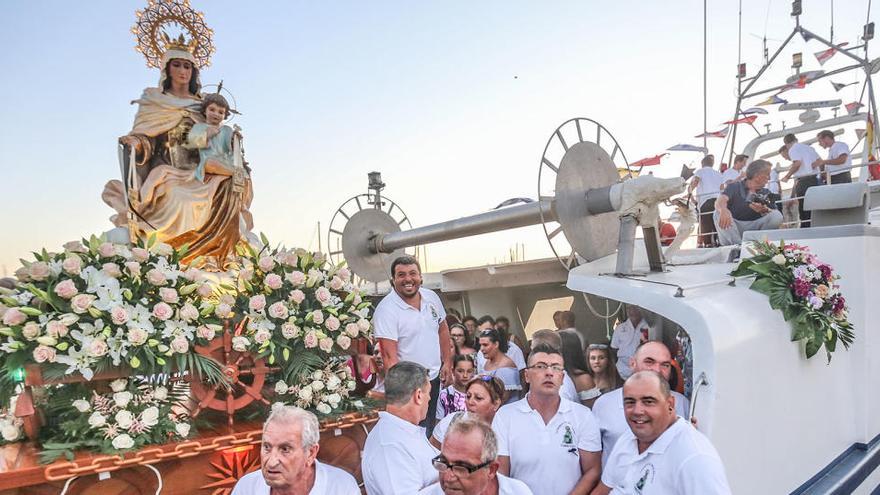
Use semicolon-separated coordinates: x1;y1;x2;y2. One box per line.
119;135;142;153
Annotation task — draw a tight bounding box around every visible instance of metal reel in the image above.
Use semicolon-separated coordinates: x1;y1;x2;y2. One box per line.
327;194;414;284
538;118;631;270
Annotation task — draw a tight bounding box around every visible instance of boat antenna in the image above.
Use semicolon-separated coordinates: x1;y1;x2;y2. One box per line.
703;0;708;154
830;0;835;43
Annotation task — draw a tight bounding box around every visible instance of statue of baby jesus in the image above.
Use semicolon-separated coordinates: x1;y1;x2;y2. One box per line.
187;93;241;181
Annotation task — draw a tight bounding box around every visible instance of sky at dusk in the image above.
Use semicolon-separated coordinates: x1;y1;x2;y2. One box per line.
0;0;874;276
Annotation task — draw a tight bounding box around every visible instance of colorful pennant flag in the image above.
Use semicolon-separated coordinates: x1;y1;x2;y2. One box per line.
667;144;708;153
694;128;729;139
630;154;668;167
814;42;850;66
757;95;788;106
740;107;769;115
845;101;865;115
779;76;808;93
723;115;758;125
831;81;858;92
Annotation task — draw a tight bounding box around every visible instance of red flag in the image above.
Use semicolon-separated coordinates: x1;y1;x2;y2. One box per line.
779;76;807;93
815;42;849;65
695;128;728;138
723;115;758;125
630;153;667;167
845;102;864;115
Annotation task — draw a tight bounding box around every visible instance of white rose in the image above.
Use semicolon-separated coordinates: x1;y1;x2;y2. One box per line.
21;322;40;341
115;410;134;429
141;407;159;427
1;424;19;442
274;381;289;395
316;403;332;415
152;242;174;257
318;337;333;353
253;329;271;345
326;393;341;406
72;399;91;412
298;386;313;402
175;422;191;437
88;412;106;428
772;254;786;265
345;323;359;337
311;380;325;392
311;370;323;380
232;336;250;352
113;391;133;408
346;380;356;391
112;434;134;450
326;374;341;391
336;335;351;350
357;318;371;332
110;379;128;392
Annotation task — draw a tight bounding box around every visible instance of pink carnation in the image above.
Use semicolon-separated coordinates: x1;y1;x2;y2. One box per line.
89;338;109;357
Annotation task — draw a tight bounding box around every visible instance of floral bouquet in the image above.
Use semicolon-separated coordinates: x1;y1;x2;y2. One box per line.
272;359;359;415
39;377;192;463
731;239;855;361
0;235;225;389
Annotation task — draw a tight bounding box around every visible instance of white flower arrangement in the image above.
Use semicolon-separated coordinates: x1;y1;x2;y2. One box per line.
271;360;358;416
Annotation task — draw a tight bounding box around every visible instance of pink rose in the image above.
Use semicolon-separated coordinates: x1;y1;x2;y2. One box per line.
170;336;189;354
47;320;69;338
232;336;250;352
2;308;26;326
33;345;56;363
337;268;351;282
159;288;179;304
53;280;79;299
182;268;202;282
131;247;150;262
319;337;333;353
102;263;122;278
63;241;87;253
179;303;199;322
62;256;83;275
110;306;129;325
98;242;116;258
70;294;96;314
329;276;344;291
336;335;352;350
281;323;300;339
304;330;318;348
265;274;283;290
127;328;148;346
279;251;298;267
268;302;288;319
289;289;305;305
254;329;271;345
249;295;266;312
325;316;340;332
124;261;141;276
311;310;324;325
315;287;332;306
239;268;254;282
220;294;236;305
28;262;50;281
22;322;40;340
357;318;370;332
215;303;232;318
197;283;213;298
146;269;166;286
353;293;362;305
258;256;276;272
197;325;216;340
345;323;359;337
89;338;109;357
286;271;306;286
152;302;173;321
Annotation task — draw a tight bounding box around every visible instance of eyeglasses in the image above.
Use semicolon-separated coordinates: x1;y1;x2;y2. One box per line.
432;454;492;476
588;344;609;350
528;363;565;373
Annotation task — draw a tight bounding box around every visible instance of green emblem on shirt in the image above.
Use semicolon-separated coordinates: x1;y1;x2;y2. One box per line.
562;425;573;445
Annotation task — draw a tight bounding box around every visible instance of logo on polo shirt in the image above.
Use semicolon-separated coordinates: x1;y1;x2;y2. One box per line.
428;303;438;320
557;423;576;453
634;464;656;494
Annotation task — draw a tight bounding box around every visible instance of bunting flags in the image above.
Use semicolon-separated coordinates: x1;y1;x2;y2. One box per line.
630;154;668;167
845;101;865;115
694;128;729;138
758;95;788;106
741;107;769;115
667;144;708;153
814;42;850;65
723;115;758;125
856;129;867;140
831;81;857;92
779;76;808;93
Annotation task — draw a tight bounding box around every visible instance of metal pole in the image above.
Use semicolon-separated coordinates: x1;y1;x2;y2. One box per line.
373;200;557;254
703;0;708;154
615;215;639;275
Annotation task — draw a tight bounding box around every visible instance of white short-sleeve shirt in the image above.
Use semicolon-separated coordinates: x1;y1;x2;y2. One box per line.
693;167;724;207
720;167;742;185
418;474;535;494
230;460;360;495
826;141;852;176
476;342;527;372
373;287;447;380
788;143;822;178
492;395;601;495
560;372;580;403
362;411;440;494
602;417;731;495
591;387;690;467
609;319;653;379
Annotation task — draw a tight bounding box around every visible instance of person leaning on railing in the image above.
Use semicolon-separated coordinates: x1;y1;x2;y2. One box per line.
713;160;783;246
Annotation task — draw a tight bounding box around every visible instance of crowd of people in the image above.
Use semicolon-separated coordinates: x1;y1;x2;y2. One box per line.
688;130;854;247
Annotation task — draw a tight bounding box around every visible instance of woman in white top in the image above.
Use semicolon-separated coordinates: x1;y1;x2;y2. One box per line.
430;375;505;448
477;329;521;403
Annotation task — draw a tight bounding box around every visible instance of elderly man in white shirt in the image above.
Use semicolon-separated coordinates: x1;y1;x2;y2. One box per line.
493;344;602;495
592;341;690;468
419;415;533;495
231;405;359;495
816;129;854;184
363;361;440;494
595;371;731;495
610;306;655;379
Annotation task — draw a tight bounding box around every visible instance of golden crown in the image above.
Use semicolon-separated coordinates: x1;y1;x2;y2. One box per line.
131;0;215;69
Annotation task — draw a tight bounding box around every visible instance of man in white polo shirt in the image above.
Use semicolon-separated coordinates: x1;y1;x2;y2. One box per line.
363;361;440;494
592;341;690;468
492;343;602;495
231;405;359;495
816;129;854;184
419;415;533;495
596;371;731;494
374;255;453;433
610;306;655;379
780;134;822;227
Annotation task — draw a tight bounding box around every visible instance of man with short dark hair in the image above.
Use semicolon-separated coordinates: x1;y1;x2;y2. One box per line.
720;154;748;187
419;415;533;494
689;154;723;247
713;159;783;245
373;256;453;434
477;315;496;331
557;310;585;351
816;130;853;184
493;344;602;495
530;329;579;403
363;361;440;494
595;372;731;494
463;315;478;336
780;133;822;227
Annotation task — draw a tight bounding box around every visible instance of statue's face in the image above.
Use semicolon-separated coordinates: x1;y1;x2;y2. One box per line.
167;58;193;87
205;103;226;125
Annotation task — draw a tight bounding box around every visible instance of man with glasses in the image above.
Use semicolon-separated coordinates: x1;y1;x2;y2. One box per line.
492;344;602;495
591;341;690;468
419;415;533;494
